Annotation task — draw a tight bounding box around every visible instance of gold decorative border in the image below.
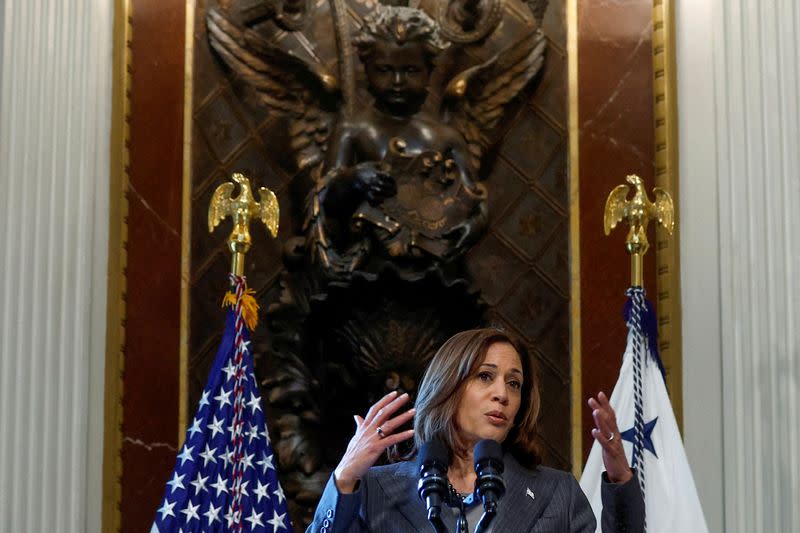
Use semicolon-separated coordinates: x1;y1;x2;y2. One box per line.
652;0;683;428
179;0;197;442
103;0;132;530
567;0;583;477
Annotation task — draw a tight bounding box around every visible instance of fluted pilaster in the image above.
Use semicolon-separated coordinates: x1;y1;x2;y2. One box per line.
679;0;800;531
0;1;113;531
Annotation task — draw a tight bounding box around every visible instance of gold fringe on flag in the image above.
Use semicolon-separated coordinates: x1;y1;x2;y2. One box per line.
221;287;260;331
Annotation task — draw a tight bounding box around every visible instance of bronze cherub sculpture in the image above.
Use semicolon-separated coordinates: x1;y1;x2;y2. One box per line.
309;6;489;276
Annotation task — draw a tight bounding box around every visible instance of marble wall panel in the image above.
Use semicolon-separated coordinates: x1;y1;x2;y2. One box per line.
577;0;658;457
121;1;185;531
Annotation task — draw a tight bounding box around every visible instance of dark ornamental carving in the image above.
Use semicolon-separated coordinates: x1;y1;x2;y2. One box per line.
436;0;505;43
197;0;565;528
238;0;314;31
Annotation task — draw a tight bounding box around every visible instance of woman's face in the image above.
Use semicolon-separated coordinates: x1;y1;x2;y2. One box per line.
454;342;524;448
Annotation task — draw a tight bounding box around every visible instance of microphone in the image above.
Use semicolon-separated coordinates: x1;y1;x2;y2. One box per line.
417;440;450;533
473;439;505;533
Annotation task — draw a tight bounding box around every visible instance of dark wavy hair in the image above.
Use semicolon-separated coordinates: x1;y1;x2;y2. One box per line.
352;5;449;68
411;328;542;468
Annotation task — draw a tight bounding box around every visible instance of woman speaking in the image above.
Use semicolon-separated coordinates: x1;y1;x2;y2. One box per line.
307;328;644;532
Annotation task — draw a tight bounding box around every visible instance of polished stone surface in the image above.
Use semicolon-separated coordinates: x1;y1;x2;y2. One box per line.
577;0;658;459
121;1;185;531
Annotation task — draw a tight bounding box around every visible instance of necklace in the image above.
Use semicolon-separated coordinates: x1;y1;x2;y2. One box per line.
447;481;470;533
447;480;470;502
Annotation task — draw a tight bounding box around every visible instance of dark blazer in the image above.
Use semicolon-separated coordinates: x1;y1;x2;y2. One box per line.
307;454;644;532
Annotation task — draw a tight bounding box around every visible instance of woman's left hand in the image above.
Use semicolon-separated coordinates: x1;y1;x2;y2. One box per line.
588;391;633;484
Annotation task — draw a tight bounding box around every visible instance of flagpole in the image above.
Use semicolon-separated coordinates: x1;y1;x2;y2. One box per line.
581;174;707;533
603;173;674;532
151;172;289;532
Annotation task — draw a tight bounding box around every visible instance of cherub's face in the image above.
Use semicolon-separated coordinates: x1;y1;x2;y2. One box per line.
365;40;431;116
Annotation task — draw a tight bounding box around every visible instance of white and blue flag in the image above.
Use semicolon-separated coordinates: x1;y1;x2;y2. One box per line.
580;287;708;533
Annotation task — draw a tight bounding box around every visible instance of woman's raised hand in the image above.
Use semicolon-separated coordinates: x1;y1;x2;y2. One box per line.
588;391;633;484
333;390;416;493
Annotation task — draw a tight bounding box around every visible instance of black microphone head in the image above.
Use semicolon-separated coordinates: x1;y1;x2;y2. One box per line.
417;440;450;526
419;439;450;470
474;439;505;512
474;439;503;472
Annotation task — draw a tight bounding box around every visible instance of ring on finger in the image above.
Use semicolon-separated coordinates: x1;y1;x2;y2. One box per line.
607;431;615;441
377;426;386;439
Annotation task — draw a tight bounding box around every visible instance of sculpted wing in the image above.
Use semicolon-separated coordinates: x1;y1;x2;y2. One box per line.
604;184;630;235
257;186;280;238
443;29;547;174
653;187;675;235
209;182;235;232
206;8;340;176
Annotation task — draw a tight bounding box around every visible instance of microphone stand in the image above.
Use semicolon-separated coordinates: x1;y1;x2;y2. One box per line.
473;504;496;533
428;517;449;533
454;498;468;533
426;508;449;533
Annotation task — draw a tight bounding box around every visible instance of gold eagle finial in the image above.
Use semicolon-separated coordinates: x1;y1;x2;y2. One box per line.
208;172;279;276
603;174;674;286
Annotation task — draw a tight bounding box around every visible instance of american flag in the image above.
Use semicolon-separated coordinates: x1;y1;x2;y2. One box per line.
152;276;292;532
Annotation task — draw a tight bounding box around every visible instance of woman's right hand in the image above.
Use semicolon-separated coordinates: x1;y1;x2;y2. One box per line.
333;390;416;493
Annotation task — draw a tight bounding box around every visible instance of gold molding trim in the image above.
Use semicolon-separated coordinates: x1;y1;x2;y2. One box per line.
567;0;583;477
103;0;132;531
651;0;683;428
179;0;197;443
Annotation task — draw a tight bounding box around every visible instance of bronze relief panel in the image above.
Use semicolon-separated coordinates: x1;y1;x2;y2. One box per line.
189;0;568;526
